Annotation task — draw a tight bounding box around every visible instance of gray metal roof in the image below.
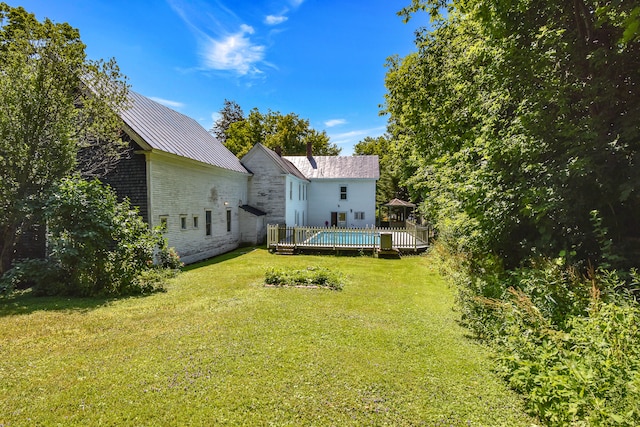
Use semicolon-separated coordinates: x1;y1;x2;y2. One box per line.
121;91;248;174
284;155;380;180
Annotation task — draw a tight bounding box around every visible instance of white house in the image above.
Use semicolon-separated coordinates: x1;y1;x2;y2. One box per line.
104;91;261;264
285;153;379;228
241;144;310;228
105;91;379;263
242;143;379;229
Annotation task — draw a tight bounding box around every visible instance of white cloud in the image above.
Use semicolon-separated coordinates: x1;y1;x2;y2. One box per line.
290;0;305;7
202;25;266;75
265;15;288;25
328;126;386;147
150;97;185;109
324;119;347;128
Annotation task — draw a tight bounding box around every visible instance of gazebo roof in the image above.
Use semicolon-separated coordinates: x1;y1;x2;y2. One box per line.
384;198;416;208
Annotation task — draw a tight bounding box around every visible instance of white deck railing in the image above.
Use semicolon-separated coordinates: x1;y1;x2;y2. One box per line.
267;224;431;252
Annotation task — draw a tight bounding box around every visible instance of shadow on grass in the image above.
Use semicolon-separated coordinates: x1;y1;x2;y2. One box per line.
0;247;262;317
182;246;262;272
0;290;115;317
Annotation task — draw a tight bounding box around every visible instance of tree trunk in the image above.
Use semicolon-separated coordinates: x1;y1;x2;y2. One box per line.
0;223;19;276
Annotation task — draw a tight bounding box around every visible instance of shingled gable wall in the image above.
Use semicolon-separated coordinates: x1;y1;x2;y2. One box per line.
102;135;149;221
241;147;288;225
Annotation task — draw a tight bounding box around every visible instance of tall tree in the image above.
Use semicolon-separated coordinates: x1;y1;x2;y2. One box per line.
354;135;409;205
0;4;129;274
224;108;341;158
385;0;640;268
210;99;244;143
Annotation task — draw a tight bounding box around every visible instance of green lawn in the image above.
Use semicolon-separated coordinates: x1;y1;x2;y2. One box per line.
0;249;534;426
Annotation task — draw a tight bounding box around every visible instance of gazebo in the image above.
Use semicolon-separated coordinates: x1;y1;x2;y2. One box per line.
380;198;416;228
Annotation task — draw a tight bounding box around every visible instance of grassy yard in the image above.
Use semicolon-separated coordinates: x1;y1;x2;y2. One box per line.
0;249;534;426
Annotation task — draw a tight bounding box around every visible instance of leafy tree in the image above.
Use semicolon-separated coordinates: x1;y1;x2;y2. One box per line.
37;176;178;296
354;135;410;205
385;0;640;269
210;99;244;143
224;108;341;158
0;4;129;275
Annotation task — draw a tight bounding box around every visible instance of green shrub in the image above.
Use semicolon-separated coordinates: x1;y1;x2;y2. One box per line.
5;176;181;297
495;294;640;425
430;241;640;425
265;266;344;290
0;259;64;295
488;269;640;426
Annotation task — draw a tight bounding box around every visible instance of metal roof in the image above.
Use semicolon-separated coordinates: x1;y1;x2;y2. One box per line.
120;91;248;174
239;204;267;216
385;198;416;207
284;155;380;180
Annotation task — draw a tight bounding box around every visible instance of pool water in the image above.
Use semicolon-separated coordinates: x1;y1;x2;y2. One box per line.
305;230;380;246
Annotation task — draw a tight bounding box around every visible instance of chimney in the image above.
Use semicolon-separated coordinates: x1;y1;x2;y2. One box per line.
275;146;282;157
306;141;313;159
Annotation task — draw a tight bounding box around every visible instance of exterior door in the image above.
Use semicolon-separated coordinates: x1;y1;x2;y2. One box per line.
337;212;347;227
330;212;338;227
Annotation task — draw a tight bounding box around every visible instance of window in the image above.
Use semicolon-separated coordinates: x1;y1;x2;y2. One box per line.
205;210;212;236
289;181;293;200
340;186;347;200
193;216;199;229
180;216;187;230
298;183;301;200
226;209;232;232
159;216;168;231
354;212;365;220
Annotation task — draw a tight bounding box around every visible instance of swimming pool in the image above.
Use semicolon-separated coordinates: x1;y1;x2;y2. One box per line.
305;230;380;246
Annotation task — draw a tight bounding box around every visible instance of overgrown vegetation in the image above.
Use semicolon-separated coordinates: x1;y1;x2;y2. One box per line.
0;3;130;275
385;0;640;424
1;177;181;297
264;266;345;290
432;243;640;425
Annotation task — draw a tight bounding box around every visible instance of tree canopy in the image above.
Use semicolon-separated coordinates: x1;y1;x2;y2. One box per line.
384;0;640;269
0;3;129;274
210;99;244;144
354;135;410;206
221;106;341;158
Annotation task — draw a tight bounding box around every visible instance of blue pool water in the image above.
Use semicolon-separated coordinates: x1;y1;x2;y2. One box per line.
305;230;380;246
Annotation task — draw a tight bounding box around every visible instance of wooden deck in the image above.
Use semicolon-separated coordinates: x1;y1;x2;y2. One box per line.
267;224;431;255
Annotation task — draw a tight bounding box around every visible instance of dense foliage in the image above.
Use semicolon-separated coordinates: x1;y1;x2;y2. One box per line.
353;135;410;206
387;0;640;269
388;0;640;424
0;3;129;274
1;177;181;296
210;99;244;144
221;107;341;158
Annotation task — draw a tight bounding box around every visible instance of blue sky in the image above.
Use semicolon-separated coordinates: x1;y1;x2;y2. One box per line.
15;1;427;154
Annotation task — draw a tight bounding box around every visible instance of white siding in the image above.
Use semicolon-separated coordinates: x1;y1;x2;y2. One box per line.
147;152;249;264
243;149;287;225
285;175;308;226
307;179;377;228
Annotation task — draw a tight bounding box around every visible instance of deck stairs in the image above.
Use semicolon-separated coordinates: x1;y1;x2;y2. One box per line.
275;246;296;255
